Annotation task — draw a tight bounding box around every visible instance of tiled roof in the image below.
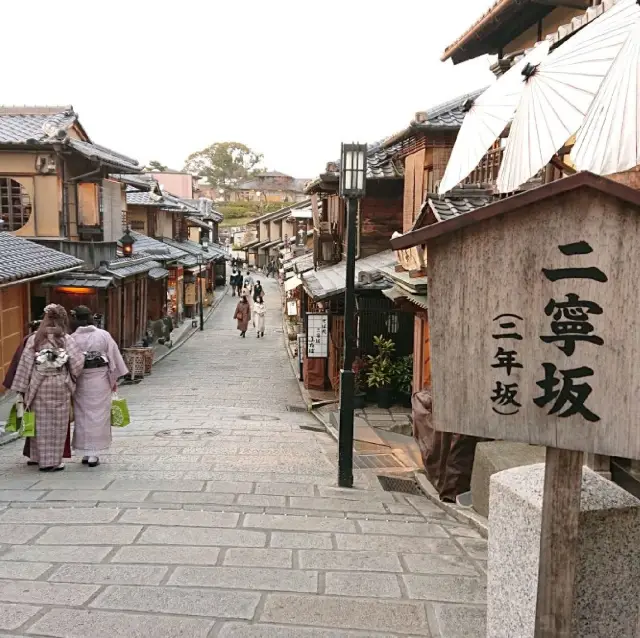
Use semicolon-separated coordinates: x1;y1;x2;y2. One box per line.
0;107;140;171
367;142;404;179
302;250;394;300
41;273;113;289
69;139;139;172
424;186;495;225
0;232;83;286
293;253;315;275
186;216;211;230
105;256;160;279
129;231;187;261
161;237;221;262
148;267;169;280
416;88;487;129
111;173;158;191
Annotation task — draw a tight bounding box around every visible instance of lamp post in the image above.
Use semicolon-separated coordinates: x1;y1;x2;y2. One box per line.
196;253;204;331
338;142;367;488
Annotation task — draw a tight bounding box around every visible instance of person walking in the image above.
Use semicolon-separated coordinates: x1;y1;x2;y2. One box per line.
230;269;239;297
10;304;84;471
244;271;254;294
234;295;251;338
252;280;264;303
253;295;266;338
70;306;128;468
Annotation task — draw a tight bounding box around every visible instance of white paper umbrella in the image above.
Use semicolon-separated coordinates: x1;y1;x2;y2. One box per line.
571;20;640;175
497;0;640;193
438;41;551;195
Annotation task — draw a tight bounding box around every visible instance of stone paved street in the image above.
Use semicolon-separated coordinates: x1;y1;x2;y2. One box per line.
0;278;486;637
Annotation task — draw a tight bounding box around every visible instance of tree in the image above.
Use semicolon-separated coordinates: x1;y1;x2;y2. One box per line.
183;142;263;190
145;160;168;171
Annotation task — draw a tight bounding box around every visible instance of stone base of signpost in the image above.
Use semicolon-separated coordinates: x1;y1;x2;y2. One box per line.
487;463;640;638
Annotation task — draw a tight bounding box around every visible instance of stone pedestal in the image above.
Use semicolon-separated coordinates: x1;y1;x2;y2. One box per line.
470;442;546;518
488;464;640;638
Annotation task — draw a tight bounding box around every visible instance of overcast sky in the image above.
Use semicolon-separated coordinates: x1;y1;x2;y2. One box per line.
3;0;496;179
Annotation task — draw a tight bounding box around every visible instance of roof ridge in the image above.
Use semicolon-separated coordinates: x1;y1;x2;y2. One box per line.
0;105;73;116
422;87;488;122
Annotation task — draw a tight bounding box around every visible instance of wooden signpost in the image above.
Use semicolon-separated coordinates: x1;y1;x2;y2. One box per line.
396;173;640;637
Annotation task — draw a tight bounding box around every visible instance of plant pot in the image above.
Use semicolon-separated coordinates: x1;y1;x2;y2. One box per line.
376;387;392;409
354;392;366;410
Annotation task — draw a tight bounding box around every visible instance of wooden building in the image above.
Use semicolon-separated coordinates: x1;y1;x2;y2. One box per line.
0;233;83;389
301;147;410;392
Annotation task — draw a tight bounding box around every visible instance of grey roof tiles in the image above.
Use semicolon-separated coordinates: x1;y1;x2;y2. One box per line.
0;232;83;285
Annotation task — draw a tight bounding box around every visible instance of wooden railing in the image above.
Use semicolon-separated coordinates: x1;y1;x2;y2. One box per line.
463;146;504;186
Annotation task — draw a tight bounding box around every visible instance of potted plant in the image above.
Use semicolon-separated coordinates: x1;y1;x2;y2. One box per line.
366;335;395;408
393;355;414;407
353;356;368;409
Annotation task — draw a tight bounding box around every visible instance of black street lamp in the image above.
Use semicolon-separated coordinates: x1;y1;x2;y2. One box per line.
196;253;204;331
119;228;135;257
338;142;367;488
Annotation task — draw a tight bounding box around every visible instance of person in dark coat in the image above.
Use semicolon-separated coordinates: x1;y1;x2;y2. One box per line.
252;280;264;303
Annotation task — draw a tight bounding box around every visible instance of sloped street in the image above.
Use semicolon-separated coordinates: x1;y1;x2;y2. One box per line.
0;278;486;637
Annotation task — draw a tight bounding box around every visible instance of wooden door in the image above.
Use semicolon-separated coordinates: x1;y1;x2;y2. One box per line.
412;315;431;391
0;284;27;389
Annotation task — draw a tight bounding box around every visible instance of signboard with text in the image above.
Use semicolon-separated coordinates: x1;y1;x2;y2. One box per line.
307;313;329;358
427;179;640;459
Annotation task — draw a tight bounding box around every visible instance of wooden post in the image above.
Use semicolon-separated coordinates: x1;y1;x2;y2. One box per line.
534;447;583;638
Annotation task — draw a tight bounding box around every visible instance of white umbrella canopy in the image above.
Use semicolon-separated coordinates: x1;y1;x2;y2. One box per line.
496;0;640;194
438;41;551;195
571;20;640;175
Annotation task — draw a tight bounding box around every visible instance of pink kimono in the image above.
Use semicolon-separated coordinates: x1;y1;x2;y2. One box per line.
71;326;128;456
11;333;84;468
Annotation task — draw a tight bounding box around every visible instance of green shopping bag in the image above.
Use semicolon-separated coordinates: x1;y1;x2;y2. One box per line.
111;393;130;428
4;403;19;433
19;410;35;438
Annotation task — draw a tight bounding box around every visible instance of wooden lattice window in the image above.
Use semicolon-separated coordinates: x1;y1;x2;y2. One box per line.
0;178;32;231
130;220;145;231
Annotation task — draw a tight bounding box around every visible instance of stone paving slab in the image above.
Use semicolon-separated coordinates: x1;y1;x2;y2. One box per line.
0;561;51;580
35;525;142;545
260;593;432;635
90;584;260;619
0;545;113;563
169;566;318;592
111;545;221;565
0;602;41;631
217;623;403;637
0;580;99;606
48;563;168;585
138;526;266;547
0;282;486;637
26;608;214;638
324;571;402;598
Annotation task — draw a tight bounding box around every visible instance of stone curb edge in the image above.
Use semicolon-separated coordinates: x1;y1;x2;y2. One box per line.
152;285;229;366
413;472;489;538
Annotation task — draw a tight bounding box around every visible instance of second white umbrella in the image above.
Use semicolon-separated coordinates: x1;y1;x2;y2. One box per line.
438;40;551;195
496;0;640;194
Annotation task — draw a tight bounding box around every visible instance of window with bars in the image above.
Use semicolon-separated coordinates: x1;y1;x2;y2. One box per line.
130;220;145;231
0;178;32;231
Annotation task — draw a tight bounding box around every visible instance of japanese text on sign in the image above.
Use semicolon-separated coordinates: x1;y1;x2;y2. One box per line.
307;313;329;358
490;241;606;423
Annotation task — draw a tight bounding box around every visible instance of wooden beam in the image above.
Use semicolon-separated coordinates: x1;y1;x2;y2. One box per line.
549;155;576;176
532;0;589;8
534;447;583;638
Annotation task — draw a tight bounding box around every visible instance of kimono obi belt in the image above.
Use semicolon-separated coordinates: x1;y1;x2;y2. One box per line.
83;351;109;369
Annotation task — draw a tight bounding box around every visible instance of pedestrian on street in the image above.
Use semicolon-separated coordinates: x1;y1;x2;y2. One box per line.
253;295;266;338
252;280;264;303
244;271;254;294
70;306;128;468
234;296;251;338
10;304;84;472
2;320;74;466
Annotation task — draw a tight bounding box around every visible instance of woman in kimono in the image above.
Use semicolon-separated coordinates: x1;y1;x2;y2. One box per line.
11;305;84;471
234;295;251;338
70;306;128;468
253;295;266;338
3;321;74;466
